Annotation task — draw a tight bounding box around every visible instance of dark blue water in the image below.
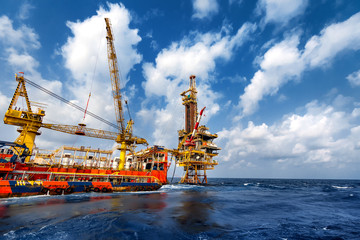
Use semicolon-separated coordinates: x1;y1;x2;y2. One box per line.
1;178;360;239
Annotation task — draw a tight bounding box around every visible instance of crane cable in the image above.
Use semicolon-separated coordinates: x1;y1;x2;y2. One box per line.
24;77;119;130
83;30;104;121
82;93;91;121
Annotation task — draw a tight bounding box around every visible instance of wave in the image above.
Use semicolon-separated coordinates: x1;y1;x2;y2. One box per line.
160;184;203;191
332;185;353;189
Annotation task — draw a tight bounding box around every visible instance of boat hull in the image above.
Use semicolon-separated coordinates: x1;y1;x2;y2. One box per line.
0;180;161;198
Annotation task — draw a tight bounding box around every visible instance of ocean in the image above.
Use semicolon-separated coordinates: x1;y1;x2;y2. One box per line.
0;178;359;240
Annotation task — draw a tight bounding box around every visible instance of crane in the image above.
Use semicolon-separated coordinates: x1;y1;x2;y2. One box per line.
185;106;206;146
4;74;147;157
104;18;147;170
3;73;45;162
4;20;147;168
41;123;118;140
3;74;121;160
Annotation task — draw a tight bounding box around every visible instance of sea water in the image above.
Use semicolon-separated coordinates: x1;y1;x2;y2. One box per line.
0;178;359;239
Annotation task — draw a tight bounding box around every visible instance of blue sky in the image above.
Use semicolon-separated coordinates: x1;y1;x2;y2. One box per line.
1;0;360;179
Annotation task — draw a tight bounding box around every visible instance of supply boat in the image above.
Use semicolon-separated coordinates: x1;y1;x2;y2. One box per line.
0;144;168;198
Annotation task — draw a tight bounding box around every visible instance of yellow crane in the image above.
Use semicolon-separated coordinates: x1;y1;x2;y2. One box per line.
4;19;147;169
4;73;147;165
3;73;45;162
104;18;147;170
3;74;121;160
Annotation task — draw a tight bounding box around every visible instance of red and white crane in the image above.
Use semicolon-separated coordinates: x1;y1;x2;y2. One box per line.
185;106;206;146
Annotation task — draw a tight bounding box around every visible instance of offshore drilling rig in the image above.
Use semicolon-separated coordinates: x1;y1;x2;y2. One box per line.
174;75;220;184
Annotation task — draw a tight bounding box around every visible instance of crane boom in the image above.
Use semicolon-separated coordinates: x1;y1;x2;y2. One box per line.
41;123;118;140
105;18;125;134
104;18;148;170
23;77;119;130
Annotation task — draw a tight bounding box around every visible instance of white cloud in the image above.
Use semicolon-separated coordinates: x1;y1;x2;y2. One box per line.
346;69;360;87
239;11;360;117
229;0;243;6
257;0;308;26
0;16;66;147
6;48;39;75
192;0;219;19
303;12;360;68
140;23;256;146
0;15;40;51
62;3;141;83
240;35;304;116
0;91;18;143
60;2;142;128
17;2;35;20
218;96;360;171
0;14;68;123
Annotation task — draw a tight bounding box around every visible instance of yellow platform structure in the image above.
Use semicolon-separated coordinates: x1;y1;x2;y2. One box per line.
175;76;220;184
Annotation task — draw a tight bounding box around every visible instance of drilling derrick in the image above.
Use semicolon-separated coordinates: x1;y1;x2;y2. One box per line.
176;75;220;184
183;75;197;133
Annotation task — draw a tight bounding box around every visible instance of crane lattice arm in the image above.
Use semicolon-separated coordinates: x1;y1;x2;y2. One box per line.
41;123;148;145
41;123;118;140
7;74;32;113
105;18;125;134
24;77;119;130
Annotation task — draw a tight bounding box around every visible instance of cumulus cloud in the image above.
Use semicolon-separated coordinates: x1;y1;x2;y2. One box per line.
0;14;69;124
219;96;360;170
62;3;141;83
239;11;360;117
0;14;50;94
140;23;256;146
6;48;39;75
240;35;303;116
257;0;308;26
60;2;142;128
347;69;360;87
192;0;219;19
17;2;35;20
0;15;40;51
303;12;360;68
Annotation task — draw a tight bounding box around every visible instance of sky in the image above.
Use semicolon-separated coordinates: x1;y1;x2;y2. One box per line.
1;0;360;179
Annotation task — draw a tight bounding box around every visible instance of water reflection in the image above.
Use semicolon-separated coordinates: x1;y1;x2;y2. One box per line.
0;187;218;237
173;190;214;233
109;192;167;212
0;192;168;235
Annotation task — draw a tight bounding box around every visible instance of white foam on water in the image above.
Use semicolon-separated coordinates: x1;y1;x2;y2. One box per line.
0;194;51;205
39;224;50;231
160;184;203;192
3;230;16;238
332;185;352;189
